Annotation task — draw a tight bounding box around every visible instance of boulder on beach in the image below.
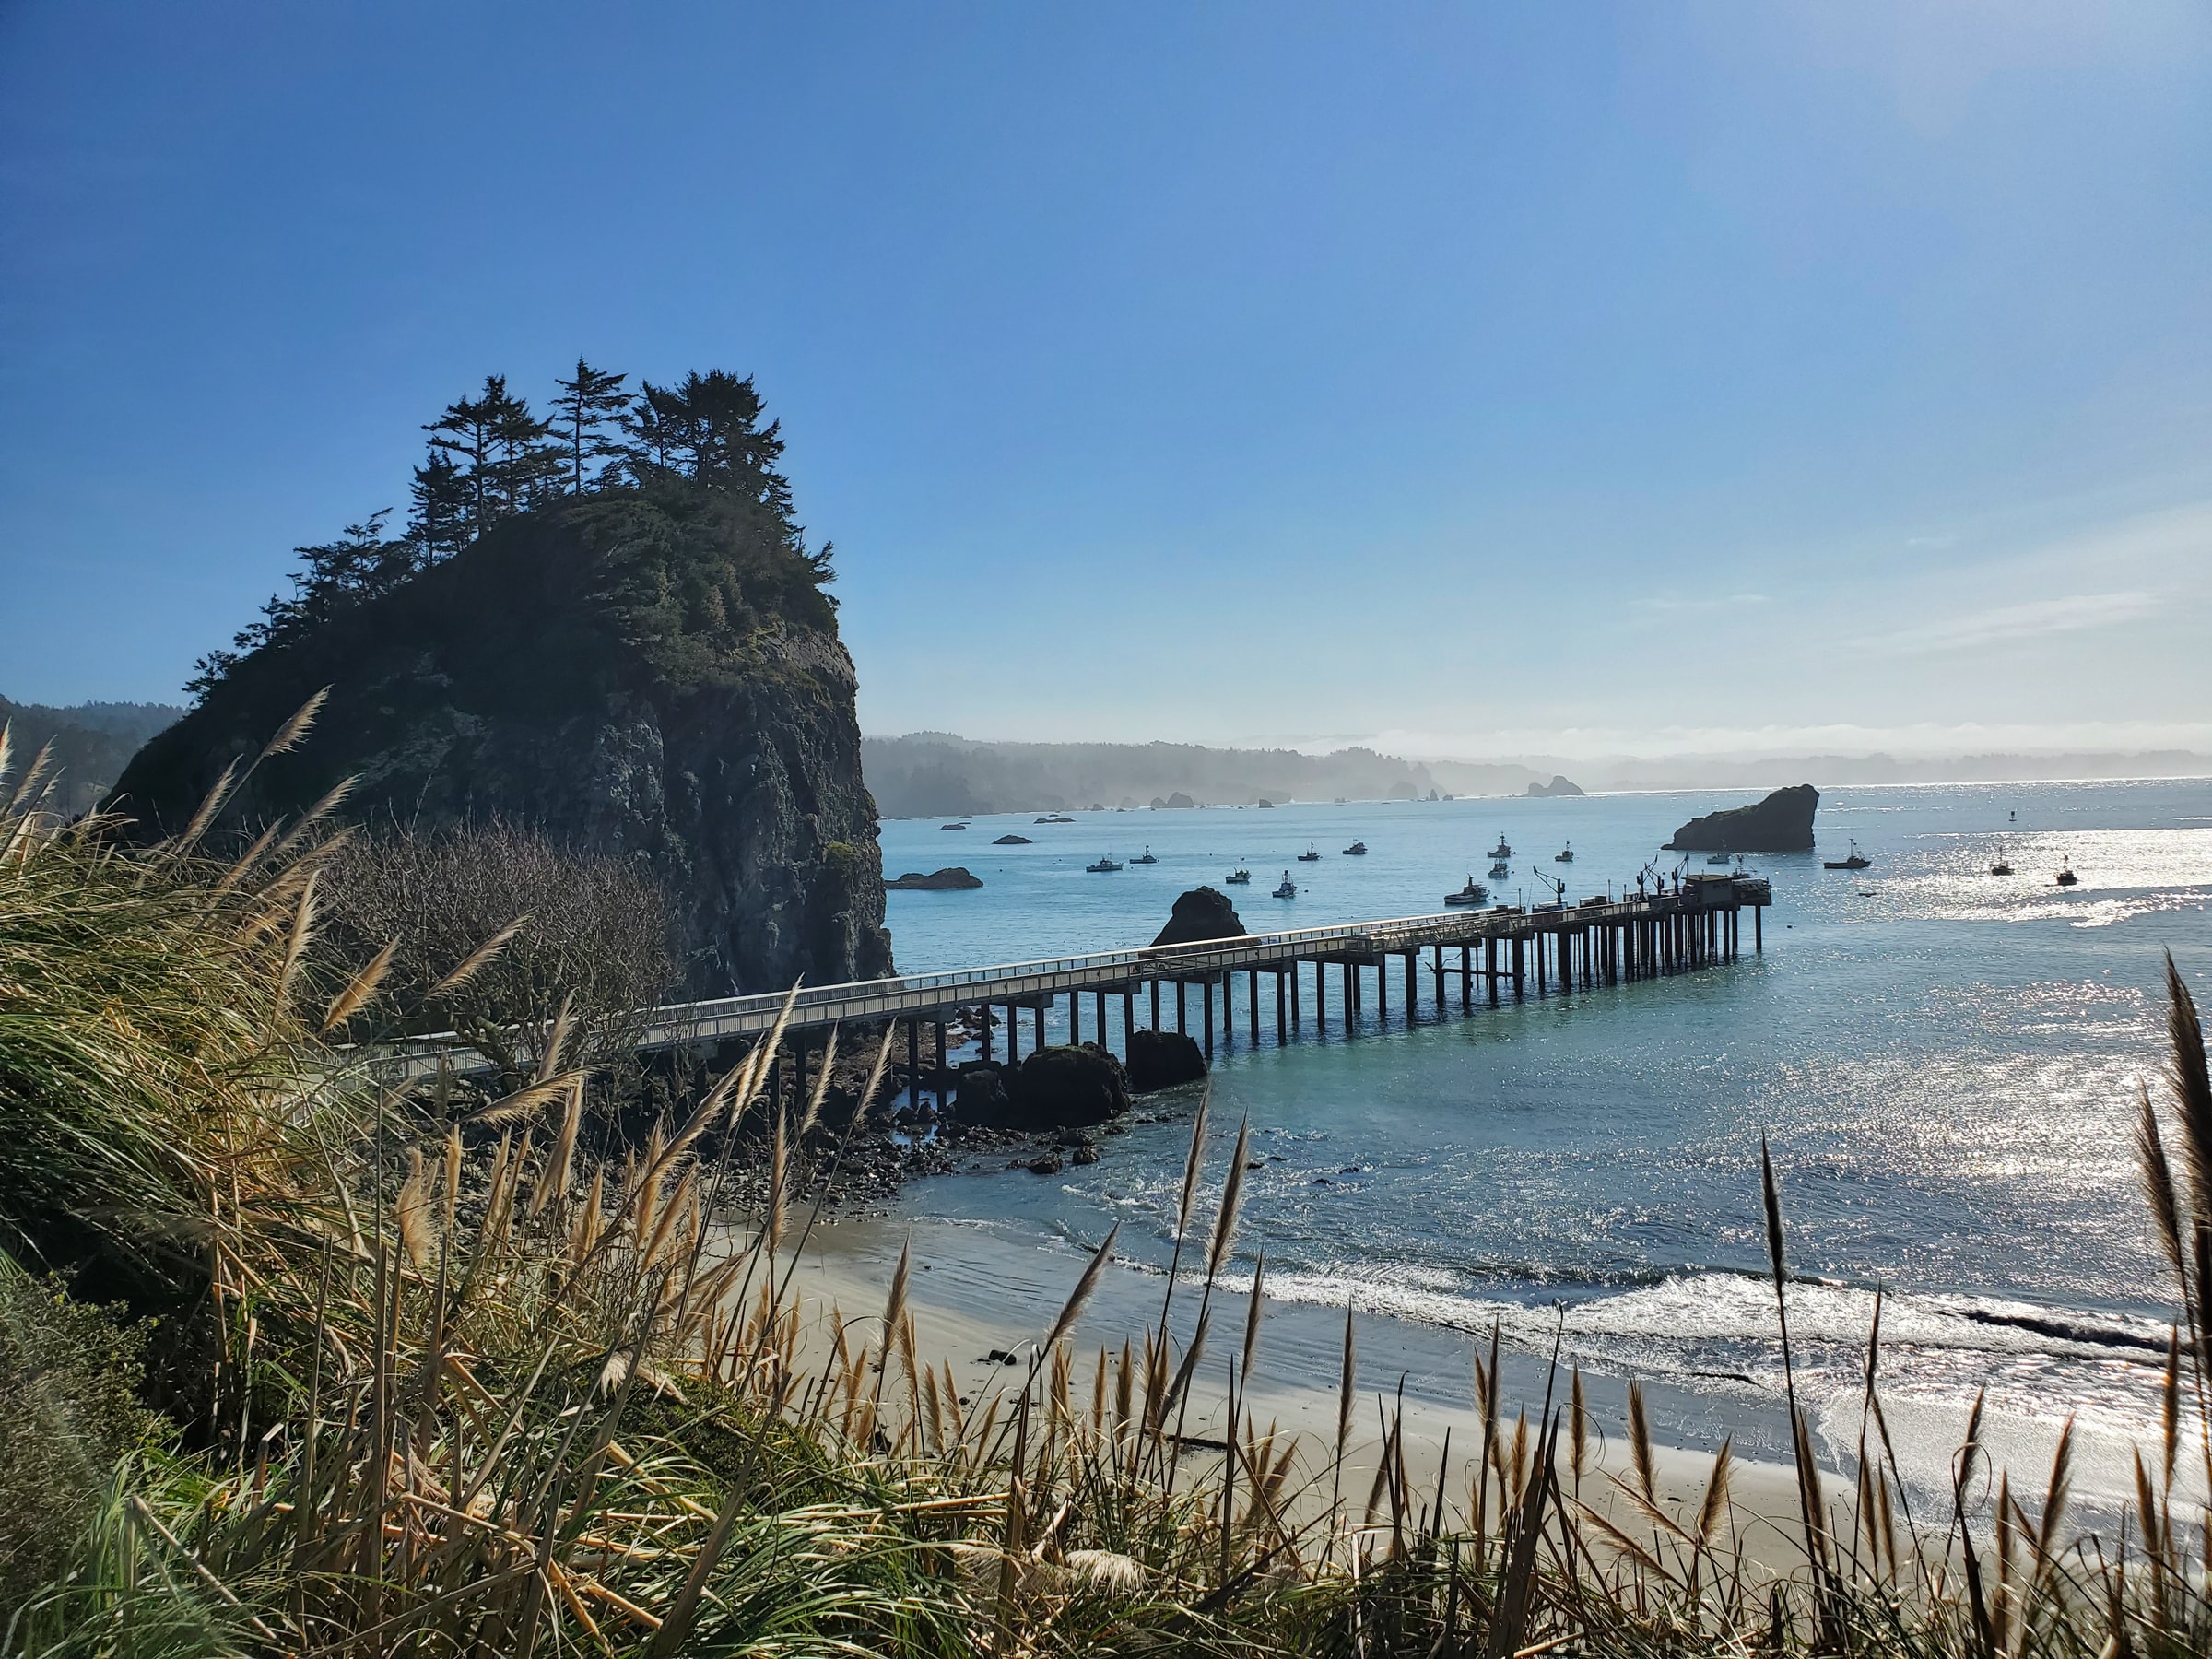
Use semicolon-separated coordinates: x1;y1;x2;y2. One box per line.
993;833;1032;844
1148;886;1248;947
953;1063;1013;1123
885;866;984;890
1525;775;1584;798
1126;1028;1206;1092
1663;784;1819;852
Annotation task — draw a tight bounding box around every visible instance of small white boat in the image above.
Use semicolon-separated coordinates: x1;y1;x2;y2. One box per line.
1704;850;1731;865
1273;871;1298;899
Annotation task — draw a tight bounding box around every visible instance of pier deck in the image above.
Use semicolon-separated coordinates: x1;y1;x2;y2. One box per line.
391;874;1770;1099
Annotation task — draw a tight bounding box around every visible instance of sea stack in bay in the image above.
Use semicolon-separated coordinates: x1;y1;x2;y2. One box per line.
1525;775;1584;798
1149;886;1247;947
886;867;983;890
1663;783;1819;852
107;466;891;997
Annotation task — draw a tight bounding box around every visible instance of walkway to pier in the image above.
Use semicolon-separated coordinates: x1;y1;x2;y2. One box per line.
641;872;1771;1108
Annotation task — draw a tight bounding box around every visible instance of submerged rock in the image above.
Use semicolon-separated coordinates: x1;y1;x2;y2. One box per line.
1664;784;1819;852
885;866;983;890
1126;1028;1206;1092
1148;886;1247;947
992;833;1032;844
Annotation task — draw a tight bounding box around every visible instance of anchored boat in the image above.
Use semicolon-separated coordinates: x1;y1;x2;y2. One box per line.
1132;845;1159;865
1273;871;1298;899
1225;859;1252;886
2055;861;2078;888
1488;836;1512;859
1555;841;1574;864
1823;840;1871;871
1298;841;1322;863
1444;876;1489;908
1344;840;1369;856
1085;855;1124;873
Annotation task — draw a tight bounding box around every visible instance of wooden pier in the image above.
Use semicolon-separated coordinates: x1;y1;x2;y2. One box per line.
623;871;1771;1108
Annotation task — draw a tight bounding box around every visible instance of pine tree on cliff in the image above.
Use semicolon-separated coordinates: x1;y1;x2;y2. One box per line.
551;358;630;493
619;371;789;507
425;375;558;539
406;450;470;559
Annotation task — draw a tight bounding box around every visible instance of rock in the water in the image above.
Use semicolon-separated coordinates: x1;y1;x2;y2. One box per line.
992;833;1032;844
106;477;891;997
1126;1028;1206;1092
1149;886;1247;947
1010;1044;1131;1126
1525;775;1584;798
886;866;983;890
1026;1153;1065;1176
1070;1144;1100;1166
953;1064;1013;1124
1163;791;1195;809
1664;784;1819;852
951;1046;1130;1129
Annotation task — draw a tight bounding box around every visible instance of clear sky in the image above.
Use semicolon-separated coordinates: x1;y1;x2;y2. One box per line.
4;3;2209;761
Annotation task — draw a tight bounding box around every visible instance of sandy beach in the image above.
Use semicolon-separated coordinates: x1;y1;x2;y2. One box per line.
774;1211;1825;1572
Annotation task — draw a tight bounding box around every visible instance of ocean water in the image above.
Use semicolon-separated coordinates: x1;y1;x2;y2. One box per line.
869;782;2212;1508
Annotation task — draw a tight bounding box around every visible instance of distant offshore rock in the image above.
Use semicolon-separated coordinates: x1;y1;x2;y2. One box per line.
992;833;1031;844
1148;885;1247;947
1664;784;1819;852
1525;775;1584;798
1149;791;1196;809
886;866;984;890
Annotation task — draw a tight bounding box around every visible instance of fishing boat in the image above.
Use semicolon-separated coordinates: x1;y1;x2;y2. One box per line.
1443;876;1488;908
1344;840;1368;856
1488;858;1510;879
1225;860;1252;886
1297;841;1322;863
1131;845;1159;865
1555;842;1574;864
1272;871;1298;899
1990;846;2014;877
1823;840;1870;871
1704;850;1732;865
1488;836;1512;859
2055;862;2078;888
1085;855;1123;873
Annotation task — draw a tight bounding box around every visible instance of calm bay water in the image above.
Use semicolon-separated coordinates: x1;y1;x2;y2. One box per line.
869;781;2212;1505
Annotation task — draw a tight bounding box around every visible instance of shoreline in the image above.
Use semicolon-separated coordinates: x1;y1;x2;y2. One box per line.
772;1206;2201;1543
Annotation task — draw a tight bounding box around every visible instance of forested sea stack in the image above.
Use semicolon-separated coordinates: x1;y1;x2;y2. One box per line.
108;365;891;995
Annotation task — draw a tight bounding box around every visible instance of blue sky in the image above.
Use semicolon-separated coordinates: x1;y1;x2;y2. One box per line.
3;3;2209;760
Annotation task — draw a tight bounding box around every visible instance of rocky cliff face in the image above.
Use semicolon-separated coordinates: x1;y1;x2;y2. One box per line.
1664;783;1819;852
109;482;890;996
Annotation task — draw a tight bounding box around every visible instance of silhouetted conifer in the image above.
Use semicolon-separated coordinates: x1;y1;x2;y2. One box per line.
552;358;630;493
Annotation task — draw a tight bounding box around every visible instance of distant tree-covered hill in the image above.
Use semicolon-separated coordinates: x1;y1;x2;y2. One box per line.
0;697;182;816
860;733;1548;817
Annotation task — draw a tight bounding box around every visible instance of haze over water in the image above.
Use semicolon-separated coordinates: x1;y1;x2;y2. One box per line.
872;780;2212;1512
